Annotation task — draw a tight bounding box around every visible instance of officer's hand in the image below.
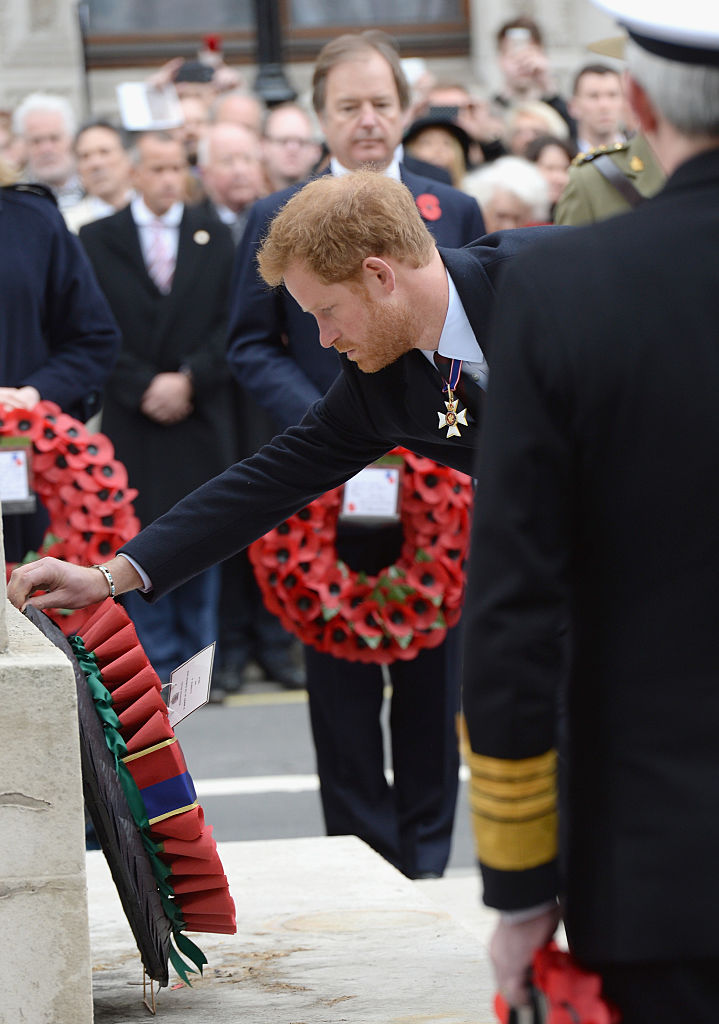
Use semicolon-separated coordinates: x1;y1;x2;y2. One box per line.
490;904;561;1007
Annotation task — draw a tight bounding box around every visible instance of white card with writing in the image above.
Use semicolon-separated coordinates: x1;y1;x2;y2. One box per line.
0;448;31;502
166;642;215;728
341;465;401;521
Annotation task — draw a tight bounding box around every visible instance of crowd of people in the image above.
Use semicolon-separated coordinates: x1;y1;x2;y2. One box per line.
7;0;719;1018
0;15;669;882
0;15;660;241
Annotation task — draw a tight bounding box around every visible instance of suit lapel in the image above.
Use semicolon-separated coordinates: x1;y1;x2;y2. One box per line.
108;207;155;293
438;247;497;361
150;207;207;342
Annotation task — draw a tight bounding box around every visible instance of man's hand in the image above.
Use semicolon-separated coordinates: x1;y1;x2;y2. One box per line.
490;904;561;1007
7;556;143;612
140;372;193;424
0;386;41;410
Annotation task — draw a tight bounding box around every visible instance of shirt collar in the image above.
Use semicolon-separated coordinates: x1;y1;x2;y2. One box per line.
131;195;184;227
329;156;401;181
421;268;483;363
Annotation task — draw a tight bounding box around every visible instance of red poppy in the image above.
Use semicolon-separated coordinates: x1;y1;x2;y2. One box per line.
406;560;450;598
379;600;413;639
406;593;441;630
415;193;442;222
414;625;446;650
281;585;321;624
412;470;452;505
317;617;356;659
88;459;129;490
0;407;44;440
312;564;351;608
81;433;115;464
352;600;384;639
337;582;373;619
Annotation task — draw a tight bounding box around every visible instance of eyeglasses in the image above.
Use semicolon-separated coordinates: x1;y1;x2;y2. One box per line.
264;135;316;147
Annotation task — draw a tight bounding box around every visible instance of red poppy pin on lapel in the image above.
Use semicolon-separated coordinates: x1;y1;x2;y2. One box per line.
416;193;442;221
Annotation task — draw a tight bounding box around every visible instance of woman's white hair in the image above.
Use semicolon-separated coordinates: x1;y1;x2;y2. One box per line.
626;39;719;137
462;156;550;223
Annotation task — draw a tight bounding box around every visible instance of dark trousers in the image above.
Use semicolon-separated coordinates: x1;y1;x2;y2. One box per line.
590;958;719;1024
304;625;462;879
123;566;220;683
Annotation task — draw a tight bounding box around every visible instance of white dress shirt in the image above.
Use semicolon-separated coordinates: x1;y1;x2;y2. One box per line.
420;269;488;390
131;195;183;269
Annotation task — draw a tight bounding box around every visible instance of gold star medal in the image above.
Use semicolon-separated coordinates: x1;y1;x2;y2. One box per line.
435;356;468;438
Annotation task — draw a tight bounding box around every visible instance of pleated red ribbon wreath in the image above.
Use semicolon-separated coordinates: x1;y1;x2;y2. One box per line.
0;401;235;981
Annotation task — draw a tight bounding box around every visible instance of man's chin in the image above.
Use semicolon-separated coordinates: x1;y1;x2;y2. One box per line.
352;147;391;167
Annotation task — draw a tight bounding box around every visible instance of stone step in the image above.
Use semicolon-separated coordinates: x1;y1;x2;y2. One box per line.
88;834;497;1023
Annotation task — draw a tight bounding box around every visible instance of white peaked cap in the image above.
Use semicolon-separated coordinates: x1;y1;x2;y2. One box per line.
592;0;719;64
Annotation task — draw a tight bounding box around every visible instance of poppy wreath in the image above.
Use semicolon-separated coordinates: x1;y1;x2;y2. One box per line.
248;448;473;664
0;400;140;622
495;942;621;1024
68;598;236;984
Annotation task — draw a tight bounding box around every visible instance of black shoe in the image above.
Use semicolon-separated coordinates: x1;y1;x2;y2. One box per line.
256;653;306;690
212;665;246;696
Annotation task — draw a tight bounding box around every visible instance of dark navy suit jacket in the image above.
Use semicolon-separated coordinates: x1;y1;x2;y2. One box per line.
122;228;552;598
226;167;486;431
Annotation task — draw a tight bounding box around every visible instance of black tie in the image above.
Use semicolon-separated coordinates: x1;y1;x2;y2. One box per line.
433;352;482;422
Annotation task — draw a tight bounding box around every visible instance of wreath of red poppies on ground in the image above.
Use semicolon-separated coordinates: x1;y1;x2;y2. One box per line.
0;400;140;629
248;449;473;664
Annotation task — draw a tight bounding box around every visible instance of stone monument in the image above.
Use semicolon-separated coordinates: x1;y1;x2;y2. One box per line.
0;508;93;1024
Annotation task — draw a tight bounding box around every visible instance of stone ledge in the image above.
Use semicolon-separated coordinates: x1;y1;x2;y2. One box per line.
88;835;496;1023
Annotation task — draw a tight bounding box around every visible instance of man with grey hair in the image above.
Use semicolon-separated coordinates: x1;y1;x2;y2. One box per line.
13;92;83;208
462;0;719;1019
197;121;264;243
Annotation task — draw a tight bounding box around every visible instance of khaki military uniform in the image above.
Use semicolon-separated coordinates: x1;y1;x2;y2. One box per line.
554;133;665;225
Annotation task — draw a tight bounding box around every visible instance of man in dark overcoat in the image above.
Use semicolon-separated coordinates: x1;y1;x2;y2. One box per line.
461;1;719;1020
79;132;235;680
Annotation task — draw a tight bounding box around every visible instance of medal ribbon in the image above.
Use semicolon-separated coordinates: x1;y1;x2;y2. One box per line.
433;352;465;399
439;356;462;395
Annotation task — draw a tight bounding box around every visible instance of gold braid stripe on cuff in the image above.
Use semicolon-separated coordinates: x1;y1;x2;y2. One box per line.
466;745;558;872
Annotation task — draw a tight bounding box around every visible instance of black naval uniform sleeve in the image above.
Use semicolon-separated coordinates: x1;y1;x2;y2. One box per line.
462;252;576;911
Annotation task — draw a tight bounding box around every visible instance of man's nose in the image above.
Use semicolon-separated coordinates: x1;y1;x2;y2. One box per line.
358;101;379;127
318;322;339;349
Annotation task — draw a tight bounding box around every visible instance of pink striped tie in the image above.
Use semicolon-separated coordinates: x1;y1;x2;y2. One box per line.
146;218;174;294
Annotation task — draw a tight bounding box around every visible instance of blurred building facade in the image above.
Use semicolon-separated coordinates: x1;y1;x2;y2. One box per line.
0;0;618;123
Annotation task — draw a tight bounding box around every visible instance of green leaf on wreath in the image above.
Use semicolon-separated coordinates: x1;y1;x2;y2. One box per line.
415;549;433;563
396;632;414;650
360;634;382;650
321;606;339;621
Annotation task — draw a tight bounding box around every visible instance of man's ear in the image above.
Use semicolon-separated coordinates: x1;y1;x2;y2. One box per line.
361;256;396;295
624;73;658;134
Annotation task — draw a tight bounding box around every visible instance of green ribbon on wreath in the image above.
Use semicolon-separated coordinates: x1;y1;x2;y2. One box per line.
70;636;207;985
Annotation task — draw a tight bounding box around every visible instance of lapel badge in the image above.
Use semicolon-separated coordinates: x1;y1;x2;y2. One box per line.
629;156;644;172
193;229;210;245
